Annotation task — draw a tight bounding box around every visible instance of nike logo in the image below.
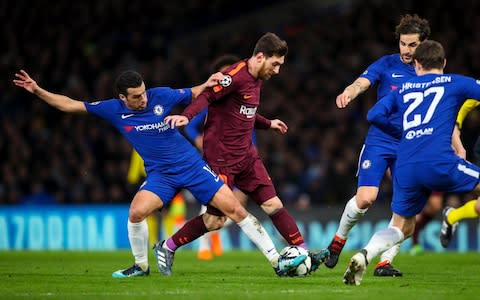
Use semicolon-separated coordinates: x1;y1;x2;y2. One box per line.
214;176;220;182
391;73;404;78
288;232;300;238
243;95;253;99
121;114;135;119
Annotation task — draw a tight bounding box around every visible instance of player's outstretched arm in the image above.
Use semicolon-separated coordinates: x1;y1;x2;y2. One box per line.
336;77;371;109
13;70;87;113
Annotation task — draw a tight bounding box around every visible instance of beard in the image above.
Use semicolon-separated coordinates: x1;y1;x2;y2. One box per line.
257;66;272;80
401;54;413;64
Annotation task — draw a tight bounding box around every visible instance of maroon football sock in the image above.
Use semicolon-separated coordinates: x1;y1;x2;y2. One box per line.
169;215;209;250
269;208;305;246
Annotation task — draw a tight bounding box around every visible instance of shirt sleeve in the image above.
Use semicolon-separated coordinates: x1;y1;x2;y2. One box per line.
84;99;115;122
456;99;480;129
367;93;401;139
359;57;384;87
174;88;193;106
254;113;271;130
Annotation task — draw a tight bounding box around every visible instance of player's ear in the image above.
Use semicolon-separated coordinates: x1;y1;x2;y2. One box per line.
443;59;447;69
255;52;265;62
414;60;421;70
119;93;127;101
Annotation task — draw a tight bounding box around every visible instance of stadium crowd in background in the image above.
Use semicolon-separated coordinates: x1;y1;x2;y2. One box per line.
2;0;480;208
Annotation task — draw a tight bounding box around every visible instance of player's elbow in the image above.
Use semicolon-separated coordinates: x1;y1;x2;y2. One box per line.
59;100;86;113
366;110;377;124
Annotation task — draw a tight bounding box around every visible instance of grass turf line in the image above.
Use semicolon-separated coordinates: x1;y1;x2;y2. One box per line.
0;250;478;300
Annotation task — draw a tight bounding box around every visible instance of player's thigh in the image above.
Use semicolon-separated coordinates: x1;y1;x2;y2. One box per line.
392;167;430;218
357;144;394;187
235;157;277;205
138;174;177;207
209;184;247;222
129;189;164;221
184;160;225;206
233;188;248;206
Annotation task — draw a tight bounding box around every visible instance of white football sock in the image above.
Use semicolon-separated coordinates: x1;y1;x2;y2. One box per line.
379;217;401;263
197;206;211;252
364;226;404;263
198;232;212;252
128;219;149;271
336;196;368;239
237;214;279;264
380;243;401;263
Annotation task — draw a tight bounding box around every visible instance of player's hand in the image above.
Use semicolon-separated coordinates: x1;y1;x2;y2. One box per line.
164;115;189;129
336;91;352;108
270;119;288;134
13;70;38;93
205;72;225;87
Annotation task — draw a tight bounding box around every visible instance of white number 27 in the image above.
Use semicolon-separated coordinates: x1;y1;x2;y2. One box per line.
403;86;444;130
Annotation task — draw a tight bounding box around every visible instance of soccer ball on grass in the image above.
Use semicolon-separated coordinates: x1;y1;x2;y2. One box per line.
279;245;312;276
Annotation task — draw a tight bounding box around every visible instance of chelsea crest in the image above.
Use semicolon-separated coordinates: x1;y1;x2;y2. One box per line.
154;105;164;116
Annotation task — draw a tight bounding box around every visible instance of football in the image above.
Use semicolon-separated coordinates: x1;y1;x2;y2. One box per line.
279;245;312;277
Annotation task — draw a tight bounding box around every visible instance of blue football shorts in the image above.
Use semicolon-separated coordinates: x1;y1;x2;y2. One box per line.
139;158;224;206
356;142;397;187
392;157;480;217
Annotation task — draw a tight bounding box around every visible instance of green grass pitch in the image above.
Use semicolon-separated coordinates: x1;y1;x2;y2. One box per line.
0;250;478;299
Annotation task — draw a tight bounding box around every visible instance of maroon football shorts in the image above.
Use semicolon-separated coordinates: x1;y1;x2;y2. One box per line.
206;156;277;216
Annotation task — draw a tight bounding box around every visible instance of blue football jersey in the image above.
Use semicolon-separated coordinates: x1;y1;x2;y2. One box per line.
360;54;416;144
368;74;480;166
85;87;200;174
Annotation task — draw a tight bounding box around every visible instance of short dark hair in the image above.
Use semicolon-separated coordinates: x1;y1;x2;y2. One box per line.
210;54;240;73
412;40;445;70
114;70;143;96
395;14;431;41
252;32;288;58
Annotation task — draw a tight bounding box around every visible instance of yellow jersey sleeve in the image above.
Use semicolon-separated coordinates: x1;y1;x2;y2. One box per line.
456;99;480;129
127;150;146;184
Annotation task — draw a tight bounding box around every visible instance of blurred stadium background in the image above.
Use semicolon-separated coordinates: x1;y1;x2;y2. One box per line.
1;0;480;252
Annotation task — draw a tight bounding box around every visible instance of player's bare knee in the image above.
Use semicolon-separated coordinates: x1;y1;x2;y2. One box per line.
202;213;225;231
128;208;147;223
261;197;283;215
355;196;375;209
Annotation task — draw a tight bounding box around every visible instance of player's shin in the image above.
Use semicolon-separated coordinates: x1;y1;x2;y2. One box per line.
363;226;404;263
127;219;149;271
237;214;279;263
337;196;368;238
269;207;305;247
167;215;209;250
